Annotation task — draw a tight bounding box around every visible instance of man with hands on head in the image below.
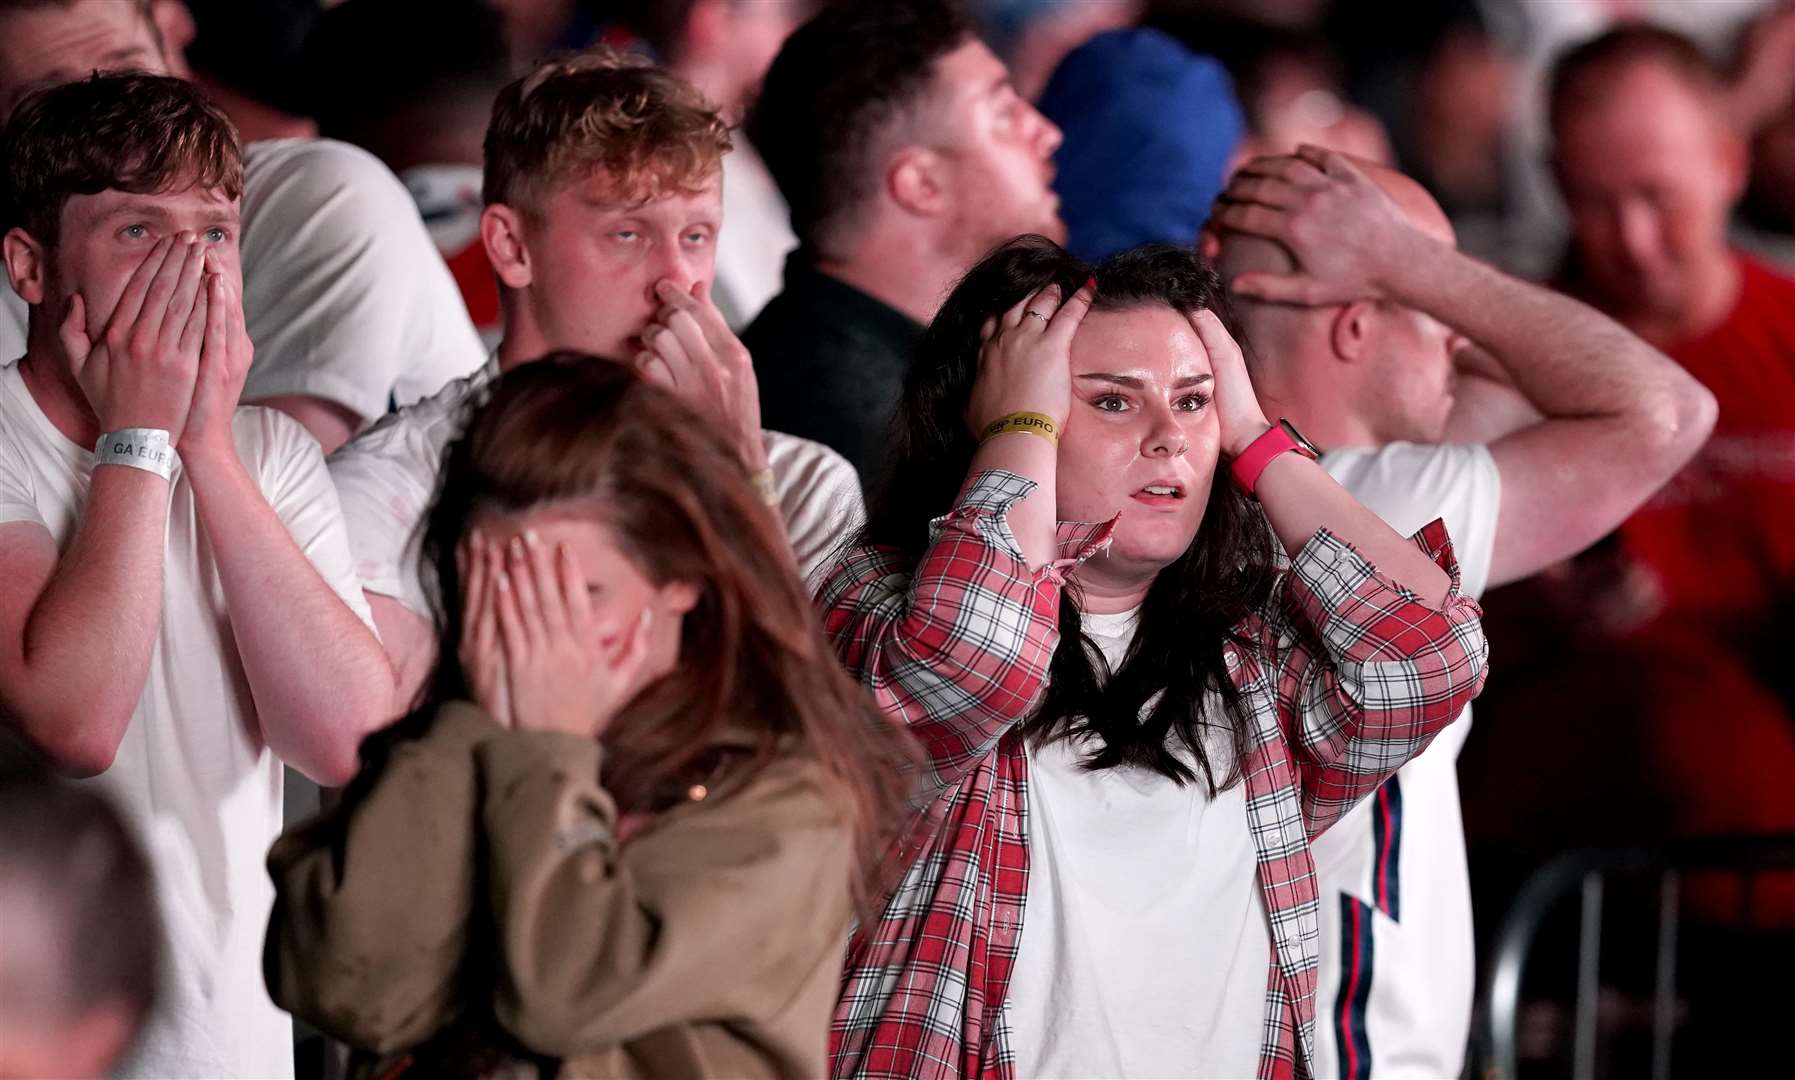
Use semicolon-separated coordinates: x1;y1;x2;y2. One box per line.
328;47;862;713
1210;145;1716;1079
0;74;392;1079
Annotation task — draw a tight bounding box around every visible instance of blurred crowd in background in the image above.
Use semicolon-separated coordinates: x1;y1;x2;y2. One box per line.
4;0;1795;1077
216;0;1795;283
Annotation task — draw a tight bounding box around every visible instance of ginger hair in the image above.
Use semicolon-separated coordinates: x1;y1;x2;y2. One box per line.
483;47;731;212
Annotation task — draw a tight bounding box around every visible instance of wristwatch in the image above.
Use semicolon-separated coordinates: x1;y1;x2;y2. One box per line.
1229;418;1322;498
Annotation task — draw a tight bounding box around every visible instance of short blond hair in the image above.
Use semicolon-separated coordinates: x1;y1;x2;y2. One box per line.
482;47;731;212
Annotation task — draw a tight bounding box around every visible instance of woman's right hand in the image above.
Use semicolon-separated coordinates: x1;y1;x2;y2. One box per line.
459;530;657;737
458;530;512;727
496;531;655;740
964;278;1095;438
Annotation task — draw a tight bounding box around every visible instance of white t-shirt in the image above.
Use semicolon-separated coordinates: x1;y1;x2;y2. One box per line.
0;362;375;1079
328;358;865;618
714;143;798;331
1309;441;1501;1080
0;139;487;419
1006;608;1271;1079
402;162;504;351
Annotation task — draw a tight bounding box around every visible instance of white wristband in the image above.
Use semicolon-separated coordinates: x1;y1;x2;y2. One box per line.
94;428;176;481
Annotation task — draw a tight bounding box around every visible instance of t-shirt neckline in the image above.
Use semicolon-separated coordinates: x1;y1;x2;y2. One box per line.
1080;605;1142;640
2;361;90;469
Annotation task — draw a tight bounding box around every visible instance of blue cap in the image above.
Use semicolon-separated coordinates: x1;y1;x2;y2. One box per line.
1039;28;1246;262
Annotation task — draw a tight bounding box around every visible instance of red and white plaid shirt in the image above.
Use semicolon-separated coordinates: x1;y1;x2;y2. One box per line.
819;471;1488;1080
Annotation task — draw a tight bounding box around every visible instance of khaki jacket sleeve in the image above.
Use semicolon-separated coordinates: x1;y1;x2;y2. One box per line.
263;703;497;1052
475;730;856;1060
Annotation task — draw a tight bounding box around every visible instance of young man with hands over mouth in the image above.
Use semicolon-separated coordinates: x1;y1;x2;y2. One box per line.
0;73;391;1079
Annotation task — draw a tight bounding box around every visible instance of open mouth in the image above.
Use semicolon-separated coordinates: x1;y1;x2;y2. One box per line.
1132;483;1186;505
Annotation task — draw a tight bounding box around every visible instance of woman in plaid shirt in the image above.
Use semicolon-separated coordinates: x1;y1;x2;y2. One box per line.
819;237;1489;1080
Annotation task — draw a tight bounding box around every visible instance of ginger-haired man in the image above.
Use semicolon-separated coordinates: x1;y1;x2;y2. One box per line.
330;49;861;707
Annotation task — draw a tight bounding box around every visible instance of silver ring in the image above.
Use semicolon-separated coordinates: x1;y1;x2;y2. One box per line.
1023;310;1050;324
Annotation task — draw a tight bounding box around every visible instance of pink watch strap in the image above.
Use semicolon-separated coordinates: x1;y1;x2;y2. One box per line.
1229;423;1301;497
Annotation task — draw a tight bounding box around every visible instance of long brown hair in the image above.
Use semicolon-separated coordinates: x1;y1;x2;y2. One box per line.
406;353;915;912
865;236;1279;792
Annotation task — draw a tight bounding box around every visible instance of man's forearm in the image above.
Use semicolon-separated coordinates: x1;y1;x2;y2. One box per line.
369;593;437;717
1256;448;1451;606
1381;230;1717;589
7;469;170;774
1443;367;1545;445
1385;236;1700;428
184;447;393;784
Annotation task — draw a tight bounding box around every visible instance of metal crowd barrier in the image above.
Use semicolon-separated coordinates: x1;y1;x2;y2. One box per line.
1479;836;1795;1080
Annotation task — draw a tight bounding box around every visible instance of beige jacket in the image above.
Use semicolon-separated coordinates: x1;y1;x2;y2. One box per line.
264;702;857;1079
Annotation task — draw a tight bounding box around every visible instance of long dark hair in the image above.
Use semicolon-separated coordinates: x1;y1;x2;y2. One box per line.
374;354;915;913
866;236;1279;792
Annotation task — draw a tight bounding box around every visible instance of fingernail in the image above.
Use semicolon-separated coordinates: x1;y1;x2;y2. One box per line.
523;528;539;547
496;572;511;592
509;536;525;559
1084;276;1097;291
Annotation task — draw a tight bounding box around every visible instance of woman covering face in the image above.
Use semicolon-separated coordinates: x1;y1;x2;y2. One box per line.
824;236;1489;1080
263;355;916;1079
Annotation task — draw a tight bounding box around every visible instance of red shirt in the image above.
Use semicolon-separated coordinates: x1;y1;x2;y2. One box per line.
1620;255;1795;644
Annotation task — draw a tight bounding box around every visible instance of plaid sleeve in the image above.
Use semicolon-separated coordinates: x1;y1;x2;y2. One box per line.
1263;518;1490;837
816;470;1108;799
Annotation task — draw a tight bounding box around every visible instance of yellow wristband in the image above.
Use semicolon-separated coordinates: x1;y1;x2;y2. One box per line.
980;411;1060;447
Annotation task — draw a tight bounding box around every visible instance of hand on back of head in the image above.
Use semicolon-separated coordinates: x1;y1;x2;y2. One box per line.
1210;145;1432;308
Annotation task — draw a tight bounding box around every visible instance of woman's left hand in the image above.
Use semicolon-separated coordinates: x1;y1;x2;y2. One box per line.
489;531;655;739
1185;308;1273;458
